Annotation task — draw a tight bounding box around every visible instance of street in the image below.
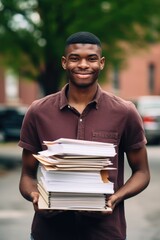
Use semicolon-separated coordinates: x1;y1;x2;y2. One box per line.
125;146;160;240
0;143;159;240
0;166;33;240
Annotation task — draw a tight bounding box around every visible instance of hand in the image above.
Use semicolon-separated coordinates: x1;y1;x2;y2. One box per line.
106;194;118;211
30;191;39;211
30;191;63;217
76;206;113;218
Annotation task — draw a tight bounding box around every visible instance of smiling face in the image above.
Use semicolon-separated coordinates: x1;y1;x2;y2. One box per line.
62;43;105;88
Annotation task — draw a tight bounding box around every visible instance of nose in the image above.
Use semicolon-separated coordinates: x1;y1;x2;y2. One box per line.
78;59;89;68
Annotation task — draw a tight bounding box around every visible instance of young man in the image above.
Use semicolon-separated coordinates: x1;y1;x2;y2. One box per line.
19;32;150;240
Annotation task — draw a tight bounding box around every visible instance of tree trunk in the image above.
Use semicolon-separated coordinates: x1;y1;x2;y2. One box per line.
38;62;64;96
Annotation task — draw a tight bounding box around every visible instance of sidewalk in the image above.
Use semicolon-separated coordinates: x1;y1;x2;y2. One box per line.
0;165;33;240
0;141;22;167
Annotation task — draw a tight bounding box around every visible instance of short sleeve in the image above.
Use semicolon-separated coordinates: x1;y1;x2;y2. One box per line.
123;102;147;152
18;101;42;153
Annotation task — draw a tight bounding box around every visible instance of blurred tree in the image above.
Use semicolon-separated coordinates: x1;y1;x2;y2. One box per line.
0;0;160;95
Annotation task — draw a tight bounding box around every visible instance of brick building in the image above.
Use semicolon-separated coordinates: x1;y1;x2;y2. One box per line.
102;43;160;100
0;43;160;107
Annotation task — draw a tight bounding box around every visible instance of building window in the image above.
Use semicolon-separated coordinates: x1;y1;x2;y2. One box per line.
112;64;120;90
5;70;19;102
148;63;155;94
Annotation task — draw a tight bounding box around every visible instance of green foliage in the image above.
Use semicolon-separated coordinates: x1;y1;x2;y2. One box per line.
0;0;160;95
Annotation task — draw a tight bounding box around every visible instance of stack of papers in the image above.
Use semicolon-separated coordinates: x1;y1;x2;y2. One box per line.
33;138;116;211
40;138;116;158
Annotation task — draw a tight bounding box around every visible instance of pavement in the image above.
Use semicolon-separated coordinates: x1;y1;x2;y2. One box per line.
0;141;33;240
0;141;22;168
0;142;160;240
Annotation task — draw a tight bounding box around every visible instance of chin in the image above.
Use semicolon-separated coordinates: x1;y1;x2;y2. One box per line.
75;82;94;88
71;79;97;88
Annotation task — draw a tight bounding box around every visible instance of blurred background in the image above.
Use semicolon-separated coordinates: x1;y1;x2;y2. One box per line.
0;0;160;239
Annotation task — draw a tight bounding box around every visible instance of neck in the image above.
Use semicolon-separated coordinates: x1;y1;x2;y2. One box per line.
67;83;98;113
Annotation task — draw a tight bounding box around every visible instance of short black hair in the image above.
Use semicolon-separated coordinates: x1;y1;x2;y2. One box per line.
66;31;101;47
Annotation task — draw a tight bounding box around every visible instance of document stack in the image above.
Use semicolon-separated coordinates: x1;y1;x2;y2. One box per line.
33;138;116;212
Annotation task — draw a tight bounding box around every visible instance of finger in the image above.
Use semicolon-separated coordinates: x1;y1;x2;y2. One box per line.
31;192;39;204
33;202;39;211
104;207;113;214
106;200;112;208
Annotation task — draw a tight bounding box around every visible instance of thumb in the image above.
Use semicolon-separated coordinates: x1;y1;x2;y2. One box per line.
106;199;112;207
107;194;118;210
31;191;39;204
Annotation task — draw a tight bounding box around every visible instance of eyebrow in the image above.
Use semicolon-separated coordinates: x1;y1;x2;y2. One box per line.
68;53;99;57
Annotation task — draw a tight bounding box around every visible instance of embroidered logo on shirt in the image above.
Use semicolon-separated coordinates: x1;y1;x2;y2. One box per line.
93;131;118;140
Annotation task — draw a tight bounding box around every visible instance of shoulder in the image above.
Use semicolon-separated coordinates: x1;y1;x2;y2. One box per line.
100;90;136;113
28;91;61;114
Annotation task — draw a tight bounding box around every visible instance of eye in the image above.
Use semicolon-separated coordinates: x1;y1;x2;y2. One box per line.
88;56;98;61
69;56;79;62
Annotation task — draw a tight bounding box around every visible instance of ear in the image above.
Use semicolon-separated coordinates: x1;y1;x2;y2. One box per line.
61;56;67;70
100;57;105;70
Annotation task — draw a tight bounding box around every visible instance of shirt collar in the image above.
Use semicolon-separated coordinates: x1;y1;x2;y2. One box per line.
59;83;103;110
59;84;70;110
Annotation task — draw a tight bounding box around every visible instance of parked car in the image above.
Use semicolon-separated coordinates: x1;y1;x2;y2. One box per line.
133;96;160;144
0;105;27;142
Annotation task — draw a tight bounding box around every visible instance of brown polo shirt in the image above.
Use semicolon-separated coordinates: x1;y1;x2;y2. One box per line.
19;84;146;240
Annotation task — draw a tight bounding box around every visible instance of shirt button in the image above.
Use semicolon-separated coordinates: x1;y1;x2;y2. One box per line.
80;118;82;122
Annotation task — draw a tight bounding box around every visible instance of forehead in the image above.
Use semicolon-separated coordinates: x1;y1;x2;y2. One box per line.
65;43;101;56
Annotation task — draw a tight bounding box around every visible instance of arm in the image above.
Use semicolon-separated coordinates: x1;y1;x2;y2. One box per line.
19;148;64;215
107;146;150;210
19;149;39;207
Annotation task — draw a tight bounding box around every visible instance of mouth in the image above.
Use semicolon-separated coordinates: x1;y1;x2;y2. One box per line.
73;72;92;78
